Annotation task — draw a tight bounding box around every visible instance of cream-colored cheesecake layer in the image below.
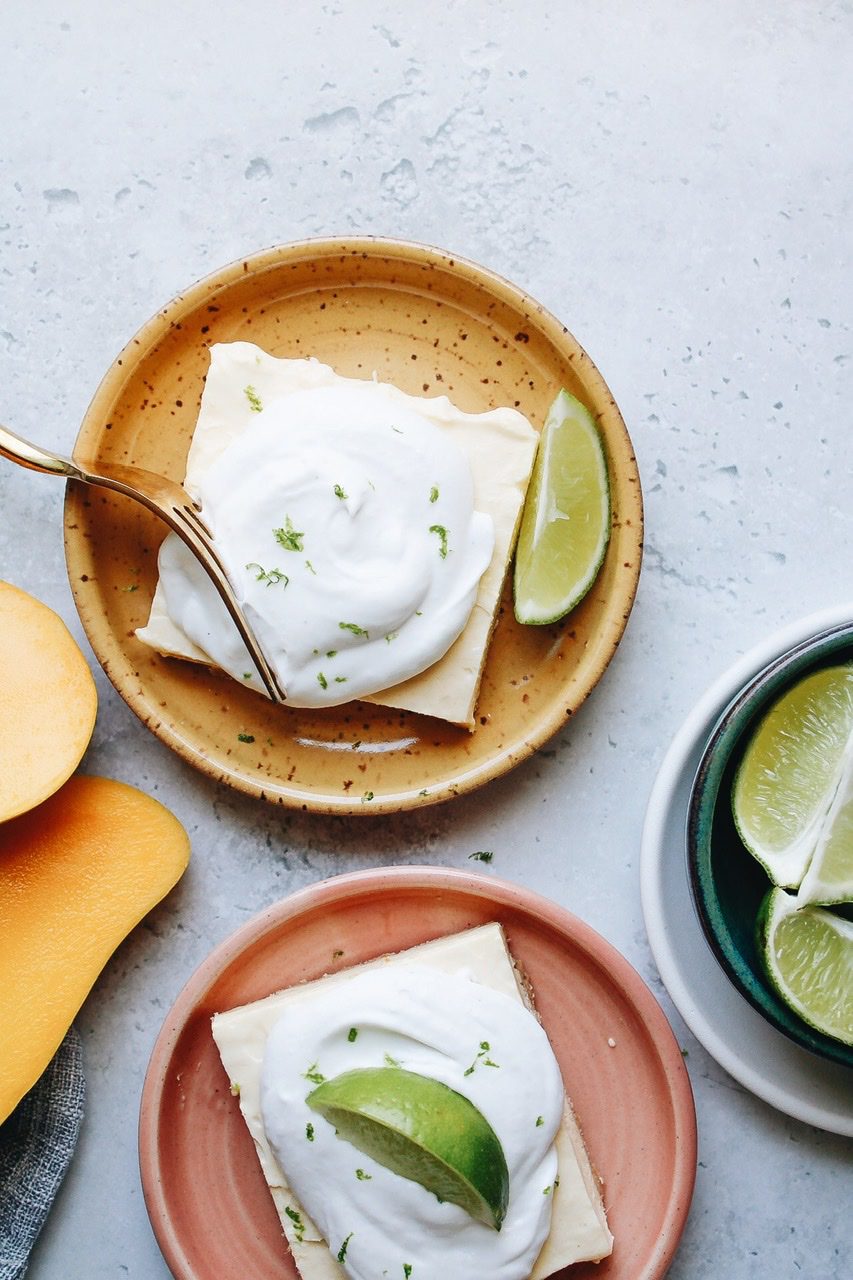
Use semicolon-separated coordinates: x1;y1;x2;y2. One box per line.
136;346;538;728
211;923;613;1278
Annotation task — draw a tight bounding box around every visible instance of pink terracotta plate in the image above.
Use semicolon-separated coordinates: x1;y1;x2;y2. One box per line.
139;868;696;1279
65;238;642;814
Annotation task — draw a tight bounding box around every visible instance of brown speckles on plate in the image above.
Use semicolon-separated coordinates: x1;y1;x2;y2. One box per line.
64;236;642;814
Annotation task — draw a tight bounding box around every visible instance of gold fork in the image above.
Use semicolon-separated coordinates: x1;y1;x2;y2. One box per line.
0;424;287;703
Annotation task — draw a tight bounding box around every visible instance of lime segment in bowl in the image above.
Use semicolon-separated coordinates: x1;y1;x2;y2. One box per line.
307;1066;509;1230
513;389;611;625
797;748;853;906
686;620;853;1066
758;888;853;1046
732;664;853;888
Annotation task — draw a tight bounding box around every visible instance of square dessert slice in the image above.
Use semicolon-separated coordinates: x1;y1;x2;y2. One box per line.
212;923;613;1278
136;344;538;728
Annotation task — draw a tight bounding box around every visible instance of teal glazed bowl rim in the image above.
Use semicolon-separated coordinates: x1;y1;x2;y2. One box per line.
687;620;853;1069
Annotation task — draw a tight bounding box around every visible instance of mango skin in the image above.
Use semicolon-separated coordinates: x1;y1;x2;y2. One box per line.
0;774;190;1122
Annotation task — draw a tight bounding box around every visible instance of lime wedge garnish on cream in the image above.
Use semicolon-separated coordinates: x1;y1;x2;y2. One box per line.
307;1066;509;1230
732;665;853;888
513;389;611;626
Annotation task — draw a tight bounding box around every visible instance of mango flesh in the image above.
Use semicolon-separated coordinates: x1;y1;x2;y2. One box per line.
0;774;190;1122
0;580;98;823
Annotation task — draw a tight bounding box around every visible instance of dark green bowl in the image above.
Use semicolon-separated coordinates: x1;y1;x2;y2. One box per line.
687;621;853;1069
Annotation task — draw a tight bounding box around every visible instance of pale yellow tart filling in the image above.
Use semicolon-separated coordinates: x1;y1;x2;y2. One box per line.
136;343;538;728
212;923;613;1279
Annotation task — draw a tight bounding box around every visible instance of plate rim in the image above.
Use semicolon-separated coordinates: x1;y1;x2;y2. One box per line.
640;603;853;1134
138;865;697;1280
64;235;643;815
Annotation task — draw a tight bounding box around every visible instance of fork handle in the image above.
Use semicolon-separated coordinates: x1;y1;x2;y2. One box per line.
0;424;85;480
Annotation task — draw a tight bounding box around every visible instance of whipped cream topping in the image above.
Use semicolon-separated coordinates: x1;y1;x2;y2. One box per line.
259;964;564;1280
153;344;497;706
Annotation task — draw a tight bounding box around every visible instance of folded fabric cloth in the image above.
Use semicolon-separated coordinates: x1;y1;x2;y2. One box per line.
0;1028;85;1280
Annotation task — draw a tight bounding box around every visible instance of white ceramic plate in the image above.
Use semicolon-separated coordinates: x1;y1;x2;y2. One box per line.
641;604;853;1136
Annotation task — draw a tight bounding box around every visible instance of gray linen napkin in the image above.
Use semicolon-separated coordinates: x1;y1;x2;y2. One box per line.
0;1028;85;1279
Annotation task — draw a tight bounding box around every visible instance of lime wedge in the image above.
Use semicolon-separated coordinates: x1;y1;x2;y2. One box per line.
307;1066;509;1230
513;389;610;625
758;888;853;1045
732;665;853;888
797;747;853;905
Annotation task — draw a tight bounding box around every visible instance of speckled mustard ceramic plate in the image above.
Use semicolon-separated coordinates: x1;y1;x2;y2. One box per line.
64;238;642;813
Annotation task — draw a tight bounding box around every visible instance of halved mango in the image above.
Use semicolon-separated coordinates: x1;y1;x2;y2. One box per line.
0;580;98;823
0;774;190;1122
